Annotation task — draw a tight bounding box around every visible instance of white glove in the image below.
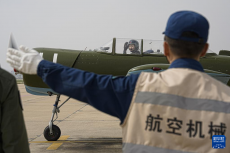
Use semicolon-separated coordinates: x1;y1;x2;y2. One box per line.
7;45;43;75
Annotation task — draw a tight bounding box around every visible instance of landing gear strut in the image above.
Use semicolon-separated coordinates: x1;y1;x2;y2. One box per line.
43;94;70;141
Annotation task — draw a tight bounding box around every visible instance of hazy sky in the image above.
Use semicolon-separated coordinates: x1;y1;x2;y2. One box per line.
1;0;230;71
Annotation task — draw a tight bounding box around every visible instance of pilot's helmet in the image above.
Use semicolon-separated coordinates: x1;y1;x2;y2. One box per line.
128;40;139;50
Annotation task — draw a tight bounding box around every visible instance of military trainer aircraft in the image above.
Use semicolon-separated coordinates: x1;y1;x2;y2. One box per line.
9;35;230;141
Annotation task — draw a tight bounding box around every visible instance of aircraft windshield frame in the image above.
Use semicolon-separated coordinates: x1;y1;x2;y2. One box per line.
93;39;113;53
142;39;164;55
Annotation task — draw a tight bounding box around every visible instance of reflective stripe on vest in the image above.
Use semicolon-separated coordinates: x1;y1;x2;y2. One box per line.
123;143;194;153
121;68;230;153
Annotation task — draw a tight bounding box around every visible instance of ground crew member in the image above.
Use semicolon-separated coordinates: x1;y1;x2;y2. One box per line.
7;11;230;153
0;68;30;153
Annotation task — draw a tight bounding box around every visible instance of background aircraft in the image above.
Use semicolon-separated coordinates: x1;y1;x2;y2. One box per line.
9;35;230;141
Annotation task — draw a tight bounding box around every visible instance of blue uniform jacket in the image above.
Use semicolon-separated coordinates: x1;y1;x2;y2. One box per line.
37;58;204;124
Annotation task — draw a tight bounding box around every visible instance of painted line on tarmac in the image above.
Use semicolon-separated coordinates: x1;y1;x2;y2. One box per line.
30;138;122;144
46;135;70;150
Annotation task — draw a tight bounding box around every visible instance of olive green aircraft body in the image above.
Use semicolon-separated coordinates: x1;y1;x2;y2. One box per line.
24;48;170;89
16;38;230;95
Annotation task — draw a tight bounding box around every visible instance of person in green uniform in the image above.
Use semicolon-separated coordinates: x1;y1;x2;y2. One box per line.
0;68;30;153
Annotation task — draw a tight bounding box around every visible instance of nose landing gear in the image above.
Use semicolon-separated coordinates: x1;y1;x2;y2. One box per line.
43;93;70;141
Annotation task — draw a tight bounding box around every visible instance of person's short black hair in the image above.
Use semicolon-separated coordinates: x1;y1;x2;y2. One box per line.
164;32;206;58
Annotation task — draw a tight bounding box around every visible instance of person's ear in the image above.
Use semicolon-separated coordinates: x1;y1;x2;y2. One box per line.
200;43;209;57
164;41;169;56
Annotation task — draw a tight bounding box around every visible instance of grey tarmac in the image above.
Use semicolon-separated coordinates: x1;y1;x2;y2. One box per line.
18;84;122;153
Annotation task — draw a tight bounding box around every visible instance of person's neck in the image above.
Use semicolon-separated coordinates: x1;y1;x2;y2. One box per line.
168;56;199;64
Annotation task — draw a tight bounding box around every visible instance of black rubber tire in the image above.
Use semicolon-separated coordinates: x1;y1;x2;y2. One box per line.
43;125;61;141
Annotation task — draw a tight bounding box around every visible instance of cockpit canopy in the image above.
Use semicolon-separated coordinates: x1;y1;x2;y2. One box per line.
91;38;215;55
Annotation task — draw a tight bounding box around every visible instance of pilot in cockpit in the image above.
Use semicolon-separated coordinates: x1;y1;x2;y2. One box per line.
123;39;140;54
